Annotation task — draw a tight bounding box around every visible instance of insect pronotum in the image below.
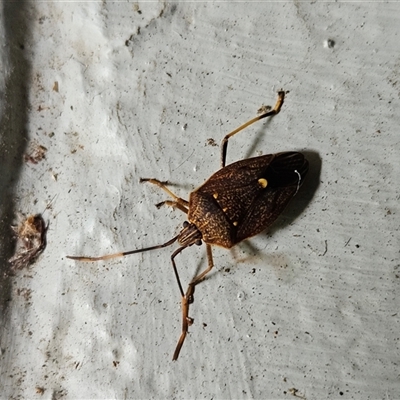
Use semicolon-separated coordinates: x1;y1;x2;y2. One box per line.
67;90;309;360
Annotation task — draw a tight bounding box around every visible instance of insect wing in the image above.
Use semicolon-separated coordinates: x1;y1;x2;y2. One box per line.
191;152;308;245
236;152;308;242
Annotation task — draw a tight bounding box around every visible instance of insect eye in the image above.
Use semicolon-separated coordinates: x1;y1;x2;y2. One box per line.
195;239;202;246
183;221;189;228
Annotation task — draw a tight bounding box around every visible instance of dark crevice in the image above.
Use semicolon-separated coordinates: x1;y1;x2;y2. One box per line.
0;0;33;362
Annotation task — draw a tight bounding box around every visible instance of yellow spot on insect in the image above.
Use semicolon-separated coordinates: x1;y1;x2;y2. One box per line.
213;193;218;199
233;221;238;226
223;207;228;212
258;178;268;188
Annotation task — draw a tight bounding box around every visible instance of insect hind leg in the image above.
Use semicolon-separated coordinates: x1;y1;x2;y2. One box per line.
220;90;285;168
140;178;189;213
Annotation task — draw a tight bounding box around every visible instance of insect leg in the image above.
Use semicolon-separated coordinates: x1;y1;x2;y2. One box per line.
172;244;214;360
220;90;285;168
155;200;188;214
172;287;193;361
140;178;189;211
170;246;187;298
188;244;214;291
170;245;191;361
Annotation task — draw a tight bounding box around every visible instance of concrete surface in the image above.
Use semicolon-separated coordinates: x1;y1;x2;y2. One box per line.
0;2;399;399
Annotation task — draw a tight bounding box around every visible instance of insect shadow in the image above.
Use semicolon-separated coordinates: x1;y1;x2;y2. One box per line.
67;90;313;360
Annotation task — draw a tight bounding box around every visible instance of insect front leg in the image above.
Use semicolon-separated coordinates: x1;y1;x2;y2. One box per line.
172;288;193;361
155;200;188;214
170;245;190;361
187;244;214;292
172;244;214;360
170;246;187;298
140;178;189;213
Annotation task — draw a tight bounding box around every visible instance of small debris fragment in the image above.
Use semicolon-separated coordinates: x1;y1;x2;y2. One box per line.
35;386;45;395
24;142;47;164
257;105;272;114
9;214;48;270
206;138;218;147
324;39;335;49
287;387;306;399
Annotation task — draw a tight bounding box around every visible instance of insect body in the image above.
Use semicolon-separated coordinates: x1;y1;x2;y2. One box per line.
67;90;309;360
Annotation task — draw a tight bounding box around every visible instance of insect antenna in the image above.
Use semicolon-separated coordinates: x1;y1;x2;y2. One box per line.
66;234;180;262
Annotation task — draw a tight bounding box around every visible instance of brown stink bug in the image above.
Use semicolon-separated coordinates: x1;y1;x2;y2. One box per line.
67;90;309;360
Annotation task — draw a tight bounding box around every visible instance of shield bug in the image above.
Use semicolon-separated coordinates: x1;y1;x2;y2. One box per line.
67;90;309;360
